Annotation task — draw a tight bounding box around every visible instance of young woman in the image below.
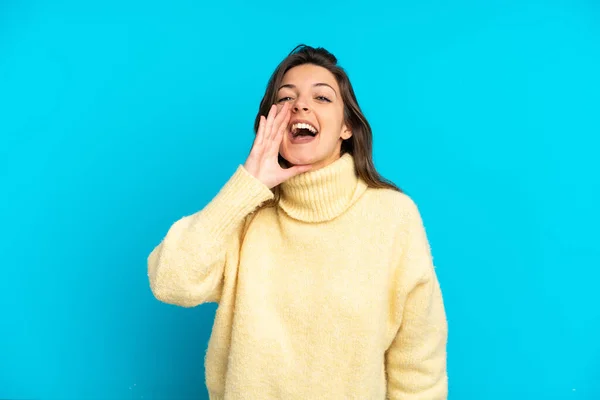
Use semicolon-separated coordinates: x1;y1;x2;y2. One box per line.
148;44;448;399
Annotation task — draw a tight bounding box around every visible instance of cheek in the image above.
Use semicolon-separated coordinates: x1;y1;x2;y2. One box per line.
321;121;345;142
321;107;344;131
279;137;292;155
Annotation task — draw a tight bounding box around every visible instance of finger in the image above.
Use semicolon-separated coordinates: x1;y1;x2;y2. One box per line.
272;102;290;133
255;115;266;146
268;102;289;147
270;106;291;155
268;102;289;142
263;104;278;142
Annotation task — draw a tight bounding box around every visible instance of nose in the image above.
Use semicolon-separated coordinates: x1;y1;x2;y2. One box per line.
292;98;310;113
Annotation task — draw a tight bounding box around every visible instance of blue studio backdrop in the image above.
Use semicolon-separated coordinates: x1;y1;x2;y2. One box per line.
1;1;599;399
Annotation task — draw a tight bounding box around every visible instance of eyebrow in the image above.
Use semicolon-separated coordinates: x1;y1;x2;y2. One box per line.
278;83;338;96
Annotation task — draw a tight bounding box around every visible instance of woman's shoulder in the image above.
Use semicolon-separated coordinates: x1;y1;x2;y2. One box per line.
363;186;421;218
358;186;430;239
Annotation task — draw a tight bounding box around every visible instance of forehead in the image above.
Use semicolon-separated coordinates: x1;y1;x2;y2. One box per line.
280;64;339;90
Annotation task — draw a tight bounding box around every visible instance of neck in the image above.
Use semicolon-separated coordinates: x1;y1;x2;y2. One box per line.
278;153;367;223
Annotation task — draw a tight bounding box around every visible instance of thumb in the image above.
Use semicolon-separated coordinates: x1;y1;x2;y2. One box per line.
282;164;313;180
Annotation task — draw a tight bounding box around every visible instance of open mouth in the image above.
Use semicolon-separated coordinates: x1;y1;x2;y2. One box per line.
290;122;318;138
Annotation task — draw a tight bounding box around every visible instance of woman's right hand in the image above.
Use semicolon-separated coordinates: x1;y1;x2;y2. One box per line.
243;102;312;189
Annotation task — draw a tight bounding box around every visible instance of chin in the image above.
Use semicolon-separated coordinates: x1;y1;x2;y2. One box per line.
280;142;343;169
280;151;318;167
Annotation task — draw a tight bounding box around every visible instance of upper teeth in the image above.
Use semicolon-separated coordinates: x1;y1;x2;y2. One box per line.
292;122;317;134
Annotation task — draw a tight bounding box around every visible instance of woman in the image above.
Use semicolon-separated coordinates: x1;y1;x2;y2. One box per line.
148;44;448;399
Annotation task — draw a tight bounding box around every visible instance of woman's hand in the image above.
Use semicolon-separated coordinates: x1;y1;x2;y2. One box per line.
243;102;312;189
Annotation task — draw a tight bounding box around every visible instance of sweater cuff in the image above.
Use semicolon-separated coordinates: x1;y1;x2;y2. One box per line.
195;165;274;241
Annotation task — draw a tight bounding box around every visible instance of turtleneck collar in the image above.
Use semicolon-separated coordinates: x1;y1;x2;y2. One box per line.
278;153;368;223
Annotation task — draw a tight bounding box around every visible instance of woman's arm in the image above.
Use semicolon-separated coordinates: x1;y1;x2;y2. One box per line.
147;165;274;307
149;102;308;307
386;199;448;399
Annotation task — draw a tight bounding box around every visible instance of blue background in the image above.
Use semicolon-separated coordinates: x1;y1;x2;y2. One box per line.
1;0;599;399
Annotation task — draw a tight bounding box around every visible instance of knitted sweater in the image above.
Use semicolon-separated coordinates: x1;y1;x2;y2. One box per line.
147;153;448;399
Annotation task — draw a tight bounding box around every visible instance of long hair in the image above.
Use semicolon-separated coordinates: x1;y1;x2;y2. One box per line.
254;44;402;202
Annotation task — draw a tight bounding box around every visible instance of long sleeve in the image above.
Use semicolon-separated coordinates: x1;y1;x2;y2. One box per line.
386;199;448;399
147;165;274;307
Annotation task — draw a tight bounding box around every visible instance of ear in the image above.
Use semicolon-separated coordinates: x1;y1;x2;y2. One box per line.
340;124;353;140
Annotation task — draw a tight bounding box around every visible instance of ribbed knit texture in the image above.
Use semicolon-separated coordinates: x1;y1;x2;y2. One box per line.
148;154;448;399
279;153;368;222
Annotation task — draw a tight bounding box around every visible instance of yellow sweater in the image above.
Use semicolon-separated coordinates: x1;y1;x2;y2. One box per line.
147;153;448;399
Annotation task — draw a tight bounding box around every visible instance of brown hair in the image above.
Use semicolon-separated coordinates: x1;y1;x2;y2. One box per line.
254;44;402;201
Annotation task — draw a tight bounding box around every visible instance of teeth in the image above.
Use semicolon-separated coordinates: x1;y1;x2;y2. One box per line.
291;122;317;134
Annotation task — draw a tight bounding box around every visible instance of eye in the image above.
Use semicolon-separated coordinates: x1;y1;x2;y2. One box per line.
316;96;332;102
277;96;293;102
